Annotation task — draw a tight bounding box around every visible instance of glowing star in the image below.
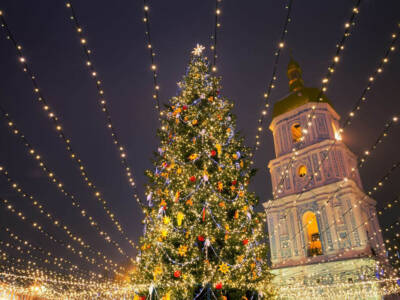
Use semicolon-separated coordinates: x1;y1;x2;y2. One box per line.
192;44;205;56
218;262;230;274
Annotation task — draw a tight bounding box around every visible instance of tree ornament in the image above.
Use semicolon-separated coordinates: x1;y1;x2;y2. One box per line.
161;229;168;238
178;245;188;256
234;210;239;219
218;182;223;191
198;235;205;242
173;270;181;278
210;150;217;157
186;198;193;206
218;262;230;274
215;282;223;290
208;96;214;102
218;202;226;208
153;266;163;280
203;169;209;182
174;191;180;203
242;239;249;245
176;211;184;226
160;200;167;208
182;105;188;111
192;119;198;125
216;143;222;156
189;153;198;161
232;180;237;186
163;216;171;225
189;176;196;182
202;207;206;221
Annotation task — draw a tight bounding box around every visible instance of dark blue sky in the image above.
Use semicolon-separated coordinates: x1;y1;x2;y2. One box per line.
0;0;400;273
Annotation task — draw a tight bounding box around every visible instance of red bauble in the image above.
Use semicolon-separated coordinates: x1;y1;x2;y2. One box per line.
232;180;237;186
242;239;249;245
210;150;217;157
173;270;181;278
183;105;188;111
215;282;223;290
198;235;205;242
189;176;196;182
140;297;146;300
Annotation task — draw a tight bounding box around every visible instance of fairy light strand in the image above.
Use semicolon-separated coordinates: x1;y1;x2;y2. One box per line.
358;114;400;167
0;164;126;271
142;0;161;112
0;197;119;275
0;104;136;257
0;226;100;280
63;1;146;212
210;0;222;72
343;22;400;127
0;13;137;250
253;0;294;154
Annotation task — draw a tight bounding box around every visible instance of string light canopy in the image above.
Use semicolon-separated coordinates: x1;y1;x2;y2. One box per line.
63;1;146;213
0;165;127;271
0;105;137;256
0;1;399;298
0;13;137;250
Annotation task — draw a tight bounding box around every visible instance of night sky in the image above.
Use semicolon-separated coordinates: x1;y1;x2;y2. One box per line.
0;0;400;274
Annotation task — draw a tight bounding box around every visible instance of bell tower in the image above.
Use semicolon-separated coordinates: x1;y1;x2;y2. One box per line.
264;57;388;299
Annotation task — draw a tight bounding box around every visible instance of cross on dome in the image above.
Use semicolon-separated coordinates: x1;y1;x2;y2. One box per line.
192;44;205;56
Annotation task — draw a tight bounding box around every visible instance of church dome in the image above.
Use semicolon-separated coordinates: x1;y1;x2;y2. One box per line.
272;57;333;119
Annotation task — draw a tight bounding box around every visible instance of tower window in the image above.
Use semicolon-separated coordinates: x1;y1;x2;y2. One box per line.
302;211;323;257
298;165;307;177
291;123;302;143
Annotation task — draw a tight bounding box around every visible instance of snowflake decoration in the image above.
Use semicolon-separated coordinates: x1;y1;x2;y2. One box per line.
192;44;205;56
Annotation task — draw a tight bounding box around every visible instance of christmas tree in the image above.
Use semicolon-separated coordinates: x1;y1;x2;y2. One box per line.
135;45;274;299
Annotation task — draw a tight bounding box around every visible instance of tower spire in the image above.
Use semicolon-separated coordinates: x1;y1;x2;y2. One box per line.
287;54;304;92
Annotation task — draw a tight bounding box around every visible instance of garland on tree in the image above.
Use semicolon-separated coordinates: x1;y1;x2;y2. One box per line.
133;44;274;299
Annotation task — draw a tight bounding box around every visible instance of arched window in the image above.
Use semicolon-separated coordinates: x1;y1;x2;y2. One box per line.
291;123;302;143
298;165;307;177
302;211;323;257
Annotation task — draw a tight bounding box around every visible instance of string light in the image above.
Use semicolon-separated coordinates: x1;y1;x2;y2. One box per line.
0;240;94;283
62;1;146;213
142;0;161;112
358;113;399;167
252;0;294;154
343;22;400;126
0;227;100;280
0;97;136;258
0;13;136;250
0;197;119;275
211;0;223;72
0;165;126;272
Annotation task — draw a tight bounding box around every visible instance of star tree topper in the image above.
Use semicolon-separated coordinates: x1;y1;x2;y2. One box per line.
192;44;205;56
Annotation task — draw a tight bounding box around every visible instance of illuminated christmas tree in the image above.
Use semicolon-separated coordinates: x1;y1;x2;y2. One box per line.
135;45;274;299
